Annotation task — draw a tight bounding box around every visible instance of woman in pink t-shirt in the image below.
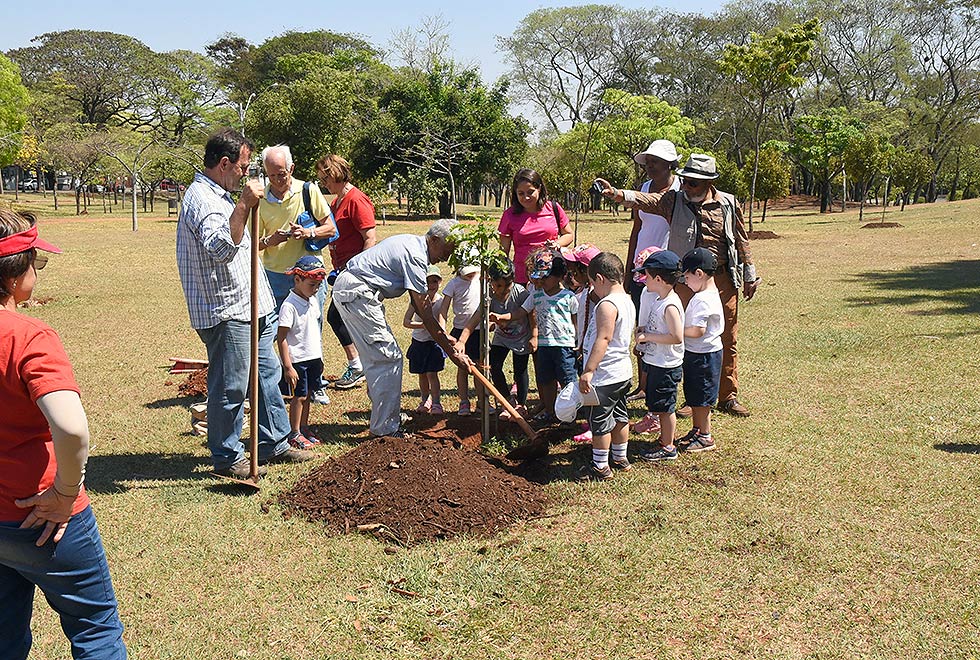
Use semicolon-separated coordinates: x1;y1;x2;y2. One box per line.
498;168;574;284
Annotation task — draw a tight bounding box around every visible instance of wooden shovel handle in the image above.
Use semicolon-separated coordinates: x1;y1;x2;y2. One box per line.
249;205;260;482
466;362;537;441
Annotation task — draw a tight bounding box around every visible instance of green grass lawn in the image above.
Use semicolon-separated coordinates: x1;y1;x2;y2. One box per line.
16;198;980;659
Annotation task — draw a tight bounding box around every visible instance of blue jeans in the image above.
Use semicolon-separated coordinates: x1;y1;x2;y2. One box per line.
0;506;127;659
197;312;291;470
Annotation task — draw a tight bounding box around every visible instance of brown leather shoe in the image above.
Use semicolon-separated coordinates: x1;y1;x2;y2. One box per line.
717;398;750;417
676;404;693;418
215;458;268;479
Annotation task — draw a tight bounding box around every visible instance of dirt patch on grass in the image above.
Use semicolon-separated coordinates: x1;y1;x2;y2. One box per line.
177;368;208;397
747;230;781;240
861;222;904;229
18;296;54;308
275;434;547;545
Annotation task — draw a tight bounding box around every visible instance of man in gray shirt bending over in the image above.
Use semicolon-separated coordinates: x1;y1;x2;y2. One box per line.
333;219;470;437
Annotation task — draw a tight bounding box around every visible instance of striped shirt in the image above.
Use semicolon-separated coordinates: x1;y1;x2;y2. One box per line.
176;172;274;329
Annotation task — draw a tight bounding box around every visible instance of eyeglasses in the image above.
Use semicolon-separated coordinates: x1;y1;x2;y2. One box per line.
680;178;706;189
33;253;48;270
266;170;290;180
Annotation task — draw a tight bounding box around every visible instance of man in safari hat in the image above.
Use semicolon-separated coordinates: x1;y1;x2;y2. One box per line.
597;153;761;417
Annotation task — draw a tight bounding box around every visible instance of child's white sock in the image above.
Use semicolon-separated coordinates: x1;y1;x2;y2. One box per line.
698;431;712;441
611;443;628;463
592;448;609;469
350;357;362;370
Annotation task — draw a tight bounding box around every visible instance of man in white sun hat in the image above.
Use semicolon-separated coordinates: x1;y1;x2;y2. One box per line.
596;153;761;418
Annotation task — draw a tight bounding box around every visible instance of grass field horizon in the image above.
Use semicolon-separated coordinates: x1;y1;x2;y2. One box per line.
9;195;980;659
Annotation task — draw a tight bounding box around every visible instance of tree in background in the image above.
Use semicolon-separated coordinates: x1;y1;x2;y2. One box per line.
844;130;892;221
719;19;819;231
0;53;31;194
743;146;791;223
789;107;863;212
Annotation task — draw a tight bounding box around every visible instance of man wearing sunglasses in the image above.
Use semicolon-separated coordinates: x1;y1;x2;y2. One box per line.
596;153;760;417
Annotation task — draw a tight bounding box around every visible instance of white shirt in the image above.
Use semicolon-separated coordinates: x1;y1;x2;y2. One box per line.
637;289;684;368
583;292;635;386
442;274;481;330
632;176;681;263
278;290;323;363
684;288;724;353
410;293;443;342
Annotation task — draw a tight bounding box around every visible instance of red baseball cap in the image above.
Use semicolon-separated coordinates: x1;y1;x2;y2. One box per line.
0;225;62;258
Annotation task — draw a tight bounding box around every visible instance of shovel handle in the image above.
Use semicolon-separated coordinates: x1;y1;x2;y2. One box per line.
249;205;260;482
466;362;537;441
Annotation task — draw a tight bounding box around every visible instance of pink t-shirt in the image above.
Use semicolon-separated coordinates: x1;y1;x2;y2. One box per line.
498;201;569;283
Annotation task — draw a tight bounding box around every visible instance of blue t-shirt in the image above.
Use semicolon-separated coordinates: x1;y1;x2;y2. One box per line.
344;235;428;300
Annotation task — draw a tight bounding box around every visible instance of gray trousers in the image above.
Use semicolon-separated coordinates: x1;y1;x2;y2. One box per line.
332;271;403;436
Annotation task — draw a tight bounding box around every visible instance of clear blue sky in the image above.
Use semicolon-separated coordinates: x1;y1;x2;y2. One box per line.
3;0;725;86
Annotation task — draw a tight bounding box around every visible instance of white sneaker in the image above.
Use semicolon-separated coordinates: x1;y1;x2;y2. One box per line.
312;389;331;405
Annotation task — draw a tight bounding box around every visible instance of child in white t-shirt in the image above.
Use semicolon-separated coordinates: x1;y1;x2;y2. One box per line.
439;265;482;415
277;256;328;449
679;248;724;453
404;266;446;414
632;250;684;462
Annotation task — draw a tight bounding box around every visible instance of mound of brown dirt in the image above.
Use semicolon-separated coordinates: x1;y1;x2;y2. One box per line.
747;230;780;240
861;222;903;229
177;368;208;397
276;435;547;545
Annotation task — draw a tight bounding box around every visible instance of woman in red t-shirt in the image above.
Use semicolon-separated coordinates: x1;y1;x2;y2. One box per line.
316;155;377;390
0;210;127;658
498;168;574;284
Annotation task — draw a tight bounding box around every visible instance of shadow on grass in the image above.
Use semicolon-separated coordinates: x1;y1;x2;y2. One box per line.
85;452;211;493
145;395;202;409
933;442;980;454
846;259;980;316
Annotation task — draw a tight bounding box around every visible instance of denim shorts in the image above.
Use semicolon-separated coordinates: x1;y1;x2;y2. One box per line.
644;362;683;413
280;358;323;398
407;338;445;374
683;350;722;408
534;346;578;387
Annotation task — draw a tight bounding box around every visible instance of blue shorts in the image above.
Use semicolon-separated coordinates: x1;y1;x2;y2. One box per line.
534;346;577;387
407;338;445;375
450;327;482;362
644;362;683;413
683;350;722;408
279;358;323;398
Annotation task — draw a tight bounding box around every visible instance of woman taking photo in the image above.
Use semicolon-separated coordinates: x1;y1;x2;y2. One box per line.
498;168;574;285
317;154;377;389
0;211;127;659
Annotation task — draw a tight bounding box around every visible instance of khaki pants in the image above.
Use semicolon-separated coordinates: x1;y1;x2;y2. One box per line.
676;268;739;403
332;272;403;436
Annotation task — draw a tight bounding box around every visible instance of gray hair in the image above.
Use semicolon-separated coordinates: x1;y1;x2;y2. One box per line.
261;144;293;169
426;219;457;243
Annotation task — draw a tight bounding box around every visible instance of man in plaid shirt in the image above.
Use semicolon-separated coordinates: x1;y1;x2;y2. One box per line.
177;129;315;478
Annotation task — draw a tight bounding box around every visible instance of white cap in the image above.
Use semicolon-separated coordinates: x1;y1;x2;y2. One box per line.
634;139;679;165
555;381;600;422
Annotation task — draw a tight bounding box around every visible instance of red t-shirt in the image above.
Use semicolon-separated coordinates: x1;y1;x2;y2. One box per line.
329;186;376;270
0;310;90;521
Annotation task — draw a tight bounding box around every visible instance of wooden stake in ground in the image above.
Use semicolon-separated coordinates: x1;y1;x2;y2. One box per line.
212;205;262;490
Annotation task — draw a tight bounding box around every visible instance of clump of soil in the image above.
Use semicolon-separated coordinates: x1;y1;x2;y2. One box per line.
18;296;54;308
747;230;780;240
178;368;208;397
276;435;547;545
861;222;903;229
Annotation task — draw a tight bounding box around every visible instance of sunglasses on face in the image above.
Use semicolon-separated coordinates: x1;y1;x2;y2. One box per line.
681;178;706;189
33;253;48;270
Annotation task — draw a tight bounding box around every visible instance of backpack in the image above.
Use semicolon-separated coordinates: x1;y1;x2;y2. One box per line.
297;181;339;252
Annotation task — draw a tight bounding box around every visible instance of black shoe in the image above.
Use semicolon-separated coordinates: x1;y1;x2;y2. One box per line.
263;448;317;465
610;457;633;471
638;445;678;462
215;458;267;479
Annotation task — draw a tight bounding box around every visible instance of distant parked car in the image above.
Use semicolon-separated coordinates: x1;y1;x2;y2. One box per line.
19;179;38;192
159;179;186;192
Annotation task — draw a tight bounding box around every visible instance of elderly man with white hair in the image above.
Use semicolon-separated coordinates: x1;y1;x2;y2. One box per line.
257;144;336;404
333;220;471;437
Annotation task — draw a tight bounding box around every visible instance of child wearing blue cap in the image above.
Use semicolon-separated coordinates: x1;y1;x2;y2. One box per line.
632;249;685;462
277;255;328;448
